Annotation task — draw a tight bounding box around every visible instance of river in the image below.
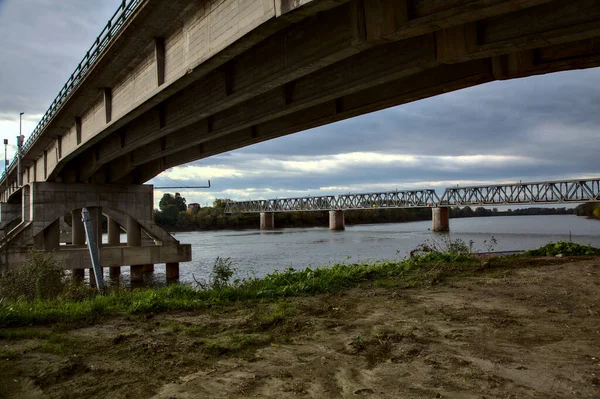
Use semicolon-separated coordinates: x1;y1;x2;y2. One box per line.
116;214;597;285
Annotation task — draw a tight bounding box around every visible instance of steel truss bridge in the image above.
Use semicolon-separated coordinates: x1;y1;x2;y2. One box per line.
225;178;600;213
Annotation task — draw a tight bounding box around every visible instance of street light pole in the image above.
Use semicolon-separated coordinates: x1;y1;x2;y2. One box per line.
3;139;7;202
17;112;24;187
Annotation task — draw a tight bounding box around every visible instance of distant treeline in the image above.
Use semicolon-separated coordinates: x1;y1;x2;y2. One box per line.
154;193;578;231
574;203;600;220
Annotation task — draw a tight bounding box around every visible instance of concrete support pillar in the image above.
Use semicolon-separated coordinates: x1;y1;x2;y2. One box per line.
143;264;155;272
110;267;121;278
127;216;143;282
127;216;141;246
43;219;60;250
329;210;345;231
108;217;121;278
260;212;274;230
89;269;97;287
107;217;120;245
72;269;85;280
71;209;85;246
130;265;144;282
432;207;450;232
166;262;179;280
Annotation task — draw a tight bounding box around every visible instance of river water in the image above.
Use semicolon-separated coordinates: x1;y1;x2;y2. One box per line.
128;214;596;285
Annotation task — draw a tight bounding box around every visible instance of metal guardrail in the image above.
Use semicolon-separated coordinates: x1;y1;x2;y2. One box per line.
225;178;600;213
0;0;145;186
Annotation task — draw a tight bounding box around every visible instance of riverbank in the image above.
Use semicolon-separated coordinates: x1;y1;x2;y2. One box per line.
1;250;599;398
158;201;575;232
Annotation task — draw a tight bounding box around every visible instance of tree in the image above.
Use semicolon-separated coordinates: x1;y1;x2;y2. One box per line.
159;193;187;212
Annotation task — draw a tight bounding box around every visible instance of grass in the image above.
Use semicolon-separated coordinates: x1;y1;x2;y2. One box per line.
0;257;477;328
0;240;598;329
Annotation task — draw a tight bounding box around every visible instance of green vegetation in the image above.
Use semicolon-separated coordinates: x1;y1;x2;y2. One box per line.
1;240;598;329
575;202;600;220
0;250;87;301
525;241;600;256
154;193;574;230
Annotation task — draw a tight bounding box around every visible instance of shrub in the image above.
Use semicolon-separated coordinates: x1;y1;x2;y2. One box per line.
0;250;67;301
525;242;600;257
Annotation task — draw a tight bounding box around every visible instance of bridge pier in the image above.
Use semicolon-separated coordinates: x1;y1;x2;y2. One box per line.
260;212;274;230
166;262;179;281
0;183;191;281
432;207;450;232
107;217;121;278
127;216;144;282
329;210;345;231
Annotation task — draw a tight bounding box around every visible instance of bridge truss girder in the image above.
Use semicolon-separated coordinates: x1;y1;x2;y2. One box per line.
225;178;600;213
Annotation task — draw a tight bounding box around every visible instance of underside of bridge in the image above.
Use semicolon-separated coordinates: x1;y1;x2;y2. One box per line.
0;0;599;273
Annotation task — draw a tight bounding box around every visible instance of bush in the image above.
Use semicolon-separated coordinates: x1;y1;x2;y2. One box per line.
0;250;67;301
525;242;600;257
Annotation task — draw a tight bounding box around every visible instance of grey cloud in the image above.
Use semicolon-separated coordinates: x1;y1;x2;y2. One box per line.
0;0;122;116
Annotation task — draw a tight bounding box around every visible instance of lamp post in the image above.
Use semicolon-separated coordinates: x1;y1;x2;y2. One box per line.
17;112;24;187
3;139;7;201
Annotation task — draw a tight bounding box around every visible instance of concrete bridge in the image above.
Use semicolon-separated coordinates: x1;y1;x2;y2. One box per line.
1;0;599;277
225;178;600;231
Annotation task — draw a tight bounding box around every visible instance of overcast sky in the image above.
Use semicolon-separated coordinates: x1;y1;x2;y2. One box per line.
1;0;598;207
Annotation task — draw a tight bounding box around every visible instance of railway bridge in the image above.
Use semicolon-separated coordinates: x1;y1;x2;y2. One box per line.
225;178;600;231
1;0;599;278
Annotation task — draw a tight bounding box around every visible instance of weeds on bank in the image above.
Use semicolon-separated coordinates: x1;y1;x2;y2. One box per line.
1;240;598;328
525;241;600;256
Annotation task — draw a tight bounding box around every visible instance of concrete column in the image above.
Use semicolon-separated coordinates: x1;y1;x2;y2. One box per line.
43;219;60;250
329;210;345;231
260;212;274;230
130;265;144;282
166;262;179;280
89;269;97;287
72;269;84;280
107;217;120;245
127;216;141;246
71;209;85;246
432;207;450;232
107;217;121;277
143;264;155;272
127;216;143;282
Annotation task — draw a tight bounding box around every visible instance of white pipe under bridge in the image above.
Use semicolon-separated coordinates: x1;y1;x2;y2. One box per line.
225;178;600;214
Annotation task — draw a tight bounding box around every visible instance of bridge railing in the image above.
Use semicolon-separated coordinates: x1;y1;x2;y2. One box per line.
1;0;145;186
225;178;600;213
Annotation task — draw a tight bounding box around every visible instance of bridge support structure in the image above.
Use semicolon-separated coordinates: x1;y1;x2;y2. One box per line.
329;210;345;231
432;207;450;233
0;183;191;281
260;212;274;230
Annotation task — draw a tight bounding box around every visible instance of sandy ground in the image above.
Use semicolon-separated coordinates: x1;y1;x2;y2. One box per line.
1;257;599;398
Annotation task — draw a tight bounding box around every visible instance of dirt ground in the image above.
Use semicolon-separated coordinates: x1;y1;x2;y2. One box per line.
1;257;599;398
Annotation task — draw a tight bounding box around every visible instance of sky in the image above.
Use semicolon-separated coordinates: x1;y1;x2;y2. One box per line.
0;0;599;208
